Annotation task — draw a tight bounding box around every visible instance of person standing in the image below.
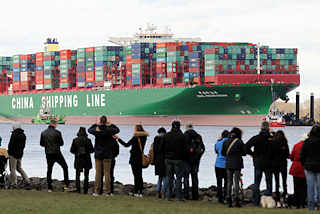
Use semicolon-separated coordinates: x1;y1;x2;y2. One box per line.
289;135;307;209
270;130;289;208
183;123;205;200
163;120;186;201
88;115;120;197
117;124;149;197
70;127;94;194
245;121;273;206
215;130;229;204
153;127;167;199
300;125;320;211
40;119;70;192
222;127;246;208
8;122;30;188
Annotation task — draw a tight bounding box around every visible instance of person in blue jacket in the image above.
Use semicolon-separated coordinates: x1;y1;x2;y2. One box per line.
215;130;229;204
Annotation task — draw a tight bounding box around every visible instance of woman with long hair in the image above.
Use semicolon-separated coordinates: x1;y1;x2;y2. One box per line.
116;124;149;197
270;130;290;208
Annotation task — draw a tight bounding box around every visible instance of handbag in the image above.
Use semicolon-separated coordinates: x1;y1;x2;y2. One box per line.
137;137;150;168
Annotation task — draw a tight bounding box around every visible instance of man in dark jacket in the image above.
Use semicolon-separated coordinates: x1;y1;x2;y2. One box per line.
40;119;69;191
153;127;167;199
222;127;246;208
300;125;320;211
183;123;205;200
246;121;273;206
163;120;186;201
8;122;30;188
88;115;120;196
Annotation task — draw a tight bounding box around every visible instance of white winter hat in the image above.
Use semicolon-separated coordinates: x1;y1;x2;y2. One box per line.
12;122;21;130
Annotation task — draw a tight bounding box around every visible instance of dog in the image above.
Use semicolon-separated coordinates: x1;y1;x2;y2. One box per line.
260;195;276;208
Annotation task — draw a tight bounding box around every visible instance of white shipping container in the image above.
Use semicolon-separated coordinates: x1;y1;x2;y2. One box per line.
21;72;29;82
36;84;44;90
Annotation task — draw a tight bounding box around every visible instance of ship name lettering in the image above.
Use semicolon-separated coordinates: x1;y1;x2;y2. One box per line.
41;95;78;108
12;97;34;109
86;94;106;108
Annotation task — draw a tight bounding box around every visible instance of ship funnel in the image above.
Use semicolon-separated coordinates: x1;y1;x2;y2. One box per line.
310;92;314;122
296;92;300;121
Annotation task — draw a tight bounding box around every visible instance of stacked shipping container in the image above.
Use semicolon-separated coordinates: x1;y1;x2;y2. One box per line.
0;41;299;93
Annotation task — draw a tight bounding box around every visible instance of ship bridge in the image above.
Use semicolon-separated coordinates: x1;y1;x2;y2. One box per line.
109;24;201;46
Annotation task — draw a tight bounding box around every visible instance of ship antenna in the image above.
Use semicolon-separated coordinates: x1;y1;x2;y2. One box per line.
257;43;261;75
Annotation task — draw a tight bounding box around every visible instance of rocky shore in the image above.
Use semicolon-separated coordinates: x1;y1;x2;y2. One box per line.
8;177;254;204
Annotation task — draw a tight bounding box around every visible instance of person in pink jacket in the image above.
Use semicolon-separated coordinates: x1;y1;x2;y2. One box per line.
289;135;307;209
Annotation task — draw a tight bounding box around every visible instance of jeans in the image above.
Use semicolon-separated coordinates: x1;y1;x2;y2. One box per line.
94;159;112;194
46;153;69;190
76;169;89;194
183;161;200;200
226;169;241;200
273;166;288;202
253;168;272;206
9;156;30;186
131;163;143;194
305;170;320;211
293;176;307;208
165;159;184;200
157;176;167;193
215;167;227;202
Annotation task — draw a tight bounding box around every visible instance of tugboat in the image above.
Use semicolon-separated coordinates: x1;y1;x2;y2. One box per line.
265;105;286;127
31;104;65;124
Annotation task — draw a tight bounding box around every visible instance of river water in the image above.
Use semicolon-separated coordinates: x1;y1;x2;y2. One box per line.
0;123;311;193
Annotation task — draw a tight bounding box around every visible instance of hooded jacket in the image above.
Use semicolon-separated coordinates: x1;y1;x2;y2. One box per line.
118;131;149;165
8;128;26;159
70;134;94;170
153;133;166;176
222;133;246;169
245;129;273;169
88;124;120;160
184;129;205;164
300;125;320;172
40;125;64;154
289;140;305;178
163;127;186;160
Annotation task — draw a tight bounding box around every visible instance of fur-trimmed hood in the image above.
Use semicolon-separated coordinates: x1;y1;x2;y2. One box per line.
134;131;149;137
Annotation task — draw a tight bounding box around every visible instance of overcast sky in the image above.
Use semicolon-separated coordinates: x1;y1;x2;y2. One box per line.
0;0;319;102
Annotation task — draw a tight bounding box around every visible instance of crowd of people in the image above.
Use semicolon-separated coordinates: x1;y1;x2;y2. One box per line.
1;116;320;211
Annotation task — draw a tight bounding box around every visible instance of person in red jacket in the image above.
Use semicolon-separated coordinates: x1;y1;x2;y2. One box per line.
289;135;307;209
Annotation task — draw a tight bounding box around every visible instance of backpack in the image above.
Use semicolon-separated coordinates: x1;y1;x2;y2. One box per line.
77;144;87;157
188;133;205;162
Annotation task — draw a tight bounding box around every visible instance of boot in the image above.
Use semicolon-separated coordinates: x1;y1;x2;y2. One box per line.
227;197;233;208
161;192;165;199
235;198;242;208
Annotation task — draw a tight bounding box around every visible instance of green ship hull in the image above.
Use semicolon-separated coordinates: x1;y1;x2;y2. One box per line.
0;84;297;123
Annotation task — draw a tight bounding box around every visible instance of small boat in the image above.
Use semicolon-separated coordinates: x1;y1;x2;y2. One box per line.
265;105;285;127
31;104;65;124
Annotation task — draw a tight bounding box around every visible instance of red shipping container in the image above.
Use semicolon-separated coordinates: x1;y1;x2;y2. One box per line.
44;56;55;61
86;72;95;81
204;49;216;54
94;81;104;87
85;47;95;52
126;55;132;60
205;76;215;83
44;79;52;84
60;78;69;83
20;55;32;60
36;52;44;58
156;43;167;49
13;64;20;69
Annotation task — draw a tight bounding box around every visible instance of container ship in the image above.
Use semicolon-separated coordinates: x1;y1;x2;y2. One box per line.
0;25;300;126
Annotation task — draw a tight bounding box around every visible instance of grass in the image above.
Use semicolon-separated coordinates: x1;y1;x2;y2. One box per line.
0;190;312;214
